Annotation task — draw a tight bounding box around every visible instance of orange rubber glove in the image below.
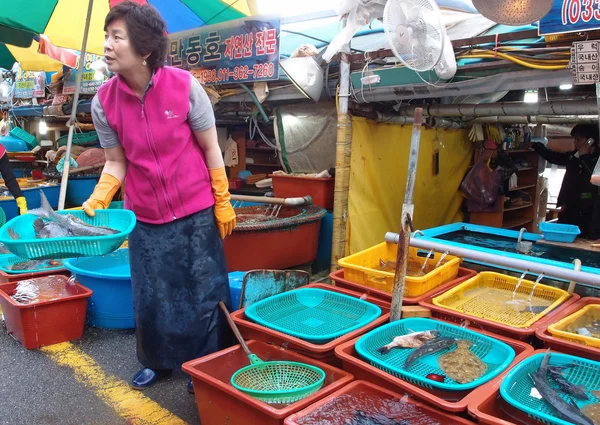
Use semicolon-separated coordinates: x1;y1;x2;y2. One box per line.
208;167;236;239
82;173;121;217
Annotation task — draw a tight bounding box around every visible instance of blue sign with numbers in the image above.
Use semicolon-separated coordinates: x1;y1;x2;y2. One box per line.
539;0;600;35
167;15;280;85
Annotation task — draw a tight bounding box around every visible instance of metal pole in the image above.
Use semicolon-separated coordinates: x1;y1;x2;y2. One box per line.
390;108;423;322
58;0;94;210
330;19;352;272
384;233;600;286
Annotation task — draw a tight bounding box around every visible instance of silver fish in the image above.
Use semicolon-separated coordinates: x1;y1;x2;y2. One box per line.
405;337;456;370
34;218;72;238
27;190;118;237
529;351;594;425
377;330;440;354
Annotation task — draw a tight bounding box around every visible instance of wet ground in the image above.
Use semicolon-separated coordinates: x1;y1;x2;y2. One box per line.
0;323;200;425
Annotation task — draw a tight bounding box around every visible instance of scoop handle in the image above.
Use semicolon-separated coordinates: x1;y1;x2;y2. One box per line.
218;301;253;357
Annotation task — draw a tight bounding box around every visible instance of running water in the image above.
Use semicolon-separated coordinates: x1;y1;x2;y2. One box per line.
528;273;545;303
511;270;529;300
434;251;450;269
417;249;435;276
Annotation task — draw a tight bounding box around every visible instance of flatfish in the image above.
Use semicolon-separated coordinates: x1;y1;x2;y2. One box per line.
582;391;600;425
438;339;487;384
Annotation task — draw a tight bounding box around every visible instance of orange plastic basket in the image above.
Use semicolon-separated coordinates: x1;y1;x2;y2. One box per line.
338;243;461;297
431;272;570;329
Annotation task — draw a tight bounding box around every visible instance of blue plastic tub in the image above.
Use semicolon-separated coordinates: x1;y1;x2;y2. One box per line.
500;351;600;425
64;249;133;329
355;318;516;392
244;288;382;344
228;271;244;310
0;136;28;152
0;184;60;221
539;222;581;243
66;178;99;207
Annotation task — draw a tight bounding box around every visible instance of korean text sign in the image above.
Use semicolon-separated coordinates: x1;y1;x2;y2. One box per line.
14;70;45;99
539;0;600;35
167;16;280;85
63;53;105;95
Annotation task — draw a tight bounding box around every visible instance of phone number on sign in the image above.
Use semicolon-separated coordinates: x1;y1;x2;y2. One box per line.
196;63;276;84
562;0;600;25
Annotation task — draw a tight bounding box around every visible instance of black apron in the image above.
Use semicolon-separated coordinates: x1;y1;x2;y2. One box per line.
129;206;232;370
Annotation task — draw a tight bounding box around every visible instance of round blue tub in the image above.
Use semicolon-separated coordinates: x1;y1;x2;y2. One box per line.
66;177;99;207
64;249;133;329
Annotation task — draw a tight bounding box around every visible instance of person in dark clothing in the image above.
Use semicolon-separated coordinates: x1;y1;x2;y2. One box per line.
0;144;27;214
530;124;599;239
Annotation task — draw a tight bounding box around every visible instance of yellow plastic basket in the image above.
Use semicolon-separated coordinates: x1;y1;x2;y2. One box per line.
338;242;461;297
547;305;600;348
432;272;570;328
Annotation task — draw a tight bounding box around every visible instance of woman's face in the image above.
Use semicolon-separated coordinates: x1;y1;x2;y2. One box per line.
104;18;146;74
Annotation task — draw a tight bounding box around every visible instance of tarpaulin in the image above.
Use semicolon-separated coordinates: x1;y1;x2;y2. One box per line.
347;117;473;254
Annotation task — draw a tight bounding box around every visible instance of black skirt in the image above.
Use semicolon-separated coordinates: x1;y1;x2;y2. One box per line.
128;206;232;370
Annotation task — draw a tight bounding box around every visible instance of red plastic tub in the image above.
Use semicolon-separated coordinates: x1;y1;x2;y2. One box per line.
0;268;69;284
284;380;475;425
536;297;600;361
0;276;92;349
271;174;335;209
182;339;354;425
468;382;545;425
334;320;534;413
330;266;477;305
419;292;581;342
230;283;391;366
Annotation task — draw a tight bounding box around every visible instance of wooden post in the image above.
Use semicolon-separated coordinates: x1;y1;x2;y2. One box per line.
390;108;424;322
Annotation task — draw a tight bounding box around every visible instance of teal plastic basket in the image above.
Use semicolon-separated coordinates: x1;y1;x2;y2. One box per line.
500;352;600;425
539;222;581;243
244;288;382;344
0;210;136;260
57;131;99;146
9;127;37;149
355;318;516;391
0;255;65;274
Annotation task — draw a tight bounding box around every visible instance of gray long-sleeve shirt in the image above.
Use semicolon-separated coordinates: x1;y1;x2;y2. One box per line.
92;73;215;149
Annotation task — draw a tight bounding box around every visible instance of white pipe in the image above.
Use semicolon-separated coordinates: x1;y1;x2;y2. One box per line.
469;116;598;124
400;100;598;118
384;233;600;286
58;0;94;210
568;259;582;294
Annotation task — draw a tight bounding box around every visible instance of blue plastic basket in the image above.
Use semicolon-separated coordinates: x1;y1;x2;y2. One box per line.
500;352;600;425
539;222;581;243
355;318;516;391
244;288;382;344
64;248;133;329
0;209;136;260
0;255;65;275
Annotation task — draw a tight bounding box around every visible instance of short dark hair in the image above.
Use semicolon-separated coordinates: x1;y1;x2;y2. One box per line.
571;124;600;146
105;1;168;70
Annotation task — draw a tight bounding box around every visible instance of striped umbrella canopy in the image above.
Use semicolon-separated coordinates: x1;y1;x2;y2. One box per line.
0;0;256;70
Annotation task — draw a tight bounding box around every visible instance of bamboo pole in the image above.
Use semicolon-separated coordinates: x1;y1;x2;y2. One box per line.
330;27;352;272
390;108;424;322
230;194;311;206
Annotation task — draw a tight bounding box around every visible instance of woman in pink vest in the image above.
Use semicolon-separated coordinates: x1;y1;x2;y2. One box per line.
83;2;236;393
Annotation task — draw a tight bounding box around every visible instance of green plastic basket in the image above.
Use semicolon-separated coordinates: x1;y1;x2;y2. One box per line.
9;127;37;149
0;255;64;274
244;288;382;344
231;361;326;404
0;209;136;260
500;352;600;425
57;131;99;146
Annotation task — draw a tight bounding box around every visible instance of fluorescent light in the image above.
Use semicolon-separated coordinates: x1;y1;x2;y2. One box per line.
559;84;573;90
38;120;48;135
524;91;538;103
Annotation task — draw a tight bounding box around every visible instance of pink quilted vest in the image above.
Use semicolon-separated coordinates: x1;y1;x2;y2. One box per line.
98;66;215;224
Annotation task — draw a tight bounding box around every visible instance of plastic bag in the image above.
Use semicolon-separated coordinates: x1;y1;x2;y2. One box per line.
460;159;502;206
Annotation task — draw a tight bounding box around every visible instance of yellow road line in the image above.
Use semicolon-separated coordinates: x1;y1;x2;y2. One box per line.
42;342;189;425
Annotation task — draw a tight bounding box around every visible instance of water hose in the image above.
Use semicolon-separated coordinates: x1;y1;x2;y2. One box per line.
237;84;270;123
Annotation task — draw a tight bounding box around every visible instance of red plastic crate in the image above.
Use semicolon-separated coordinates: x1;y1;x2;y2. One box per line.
419;291;581;342
330;266;477;305
182;339;354;425
271;174;334;209
285;380;475;425
536;297;600;361
0;268;69;284
230;283;391;366
334;320;534;413
0;276;92;349
468;382;545;425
